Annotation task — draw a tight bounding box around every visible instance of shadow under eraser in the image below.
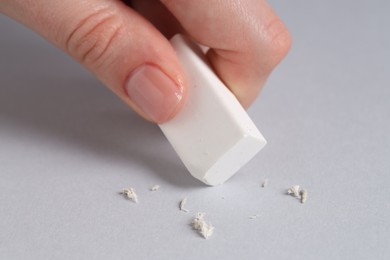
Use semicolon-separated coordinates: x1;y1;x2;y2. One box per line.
159;34;267;186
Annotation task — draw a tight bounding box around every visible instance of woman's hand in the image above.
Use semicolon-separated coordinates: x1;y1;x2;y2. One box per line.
0;0;291;123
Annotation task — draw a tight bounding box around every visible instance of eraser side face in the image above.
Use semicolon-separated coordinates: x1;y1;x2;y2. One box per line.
159;35;267;186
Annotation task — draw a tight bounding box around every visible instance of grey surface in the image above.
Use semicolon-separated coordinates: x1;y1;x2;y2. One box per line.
0;1;389;259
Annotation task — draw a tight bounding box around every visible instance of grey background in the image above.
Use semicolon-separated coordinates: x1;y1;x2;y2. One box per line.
1;0;389;259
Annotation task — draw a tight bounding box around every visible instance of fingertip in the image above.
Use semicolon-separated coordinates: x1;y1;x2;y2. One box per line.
206;48;265;109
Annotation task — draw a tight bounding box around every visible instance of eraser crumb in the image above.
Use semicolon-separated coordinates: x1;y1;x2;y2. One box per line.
261;179;268;188
300;189;308;204
150;185;160;191
249;214;259;219
120;188;138;203
179;197;189;213
287;185;301;198
192;212;214;239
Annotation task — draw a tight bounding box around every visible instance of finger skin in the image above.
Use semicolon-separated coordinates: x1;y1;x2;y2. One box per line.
0;0;188;123
0;0;291;119
161;0;292;107
130;0;184;38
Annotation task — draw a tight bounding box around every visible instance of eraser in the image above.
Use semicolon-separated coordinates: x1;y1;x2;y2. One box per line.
159;35;267;185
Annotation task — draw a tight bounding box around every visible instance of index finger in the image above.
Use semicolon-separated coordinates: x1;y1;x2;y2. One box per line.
161;0;291;107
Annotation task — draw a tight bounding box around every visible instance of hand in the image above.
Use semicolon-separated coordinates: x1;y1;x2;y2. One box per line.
0;0;291;123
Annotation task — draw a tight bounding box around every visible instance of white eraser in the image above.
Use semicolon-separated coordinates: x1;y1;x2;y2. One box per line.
159;35;267;185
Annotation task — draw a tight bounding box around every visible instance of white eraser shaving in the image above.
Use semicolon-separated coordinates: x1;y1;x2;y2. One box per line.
159;35;267;186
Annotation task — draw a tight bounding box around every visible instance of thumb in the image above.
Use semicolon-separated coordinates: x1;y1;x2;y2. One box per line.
1;0;187;123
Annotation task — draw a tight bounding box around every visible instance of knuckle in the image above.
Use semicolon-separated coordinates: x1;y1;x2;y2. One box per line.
65;9;123;67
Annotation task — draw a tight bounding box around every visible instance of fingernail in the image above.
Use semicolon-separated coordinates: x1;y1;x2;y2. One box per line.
125;64;184;123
